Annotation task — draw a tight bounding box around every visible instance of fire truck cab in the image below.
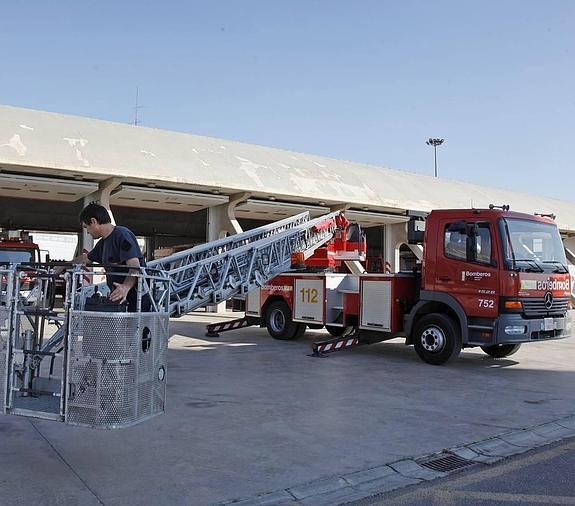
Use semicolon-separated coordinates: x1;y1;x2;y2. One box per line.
0;230;41;265
245;207;572;365
405;207;571;363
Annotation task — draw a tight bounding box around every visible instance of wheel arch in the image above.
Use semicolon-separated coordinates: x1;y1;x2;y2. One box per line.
261;294;290;319
405;291;469;345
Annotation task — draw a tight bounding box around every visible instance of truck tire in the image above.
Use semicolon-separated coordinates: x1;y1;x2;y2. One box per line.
480;343;521;358
413;313;462;365
325;325;354;337
294;323;307;339
265;300;304;340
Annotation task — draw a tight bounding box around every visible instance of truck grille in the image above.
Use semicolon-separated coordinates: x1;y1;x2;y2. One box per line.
521;297;569;318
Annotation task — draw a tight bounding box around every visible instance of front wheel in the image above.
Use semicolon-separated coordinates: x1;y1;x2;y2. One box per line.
481;343;521;358
265;300;305;340
413;313;461;365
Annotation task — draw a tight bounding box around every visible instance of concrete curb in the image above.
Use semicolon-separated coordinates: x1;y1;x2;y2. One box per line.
467;437;525;458
449;445;502;464
389;459;446;481
219;414;575;506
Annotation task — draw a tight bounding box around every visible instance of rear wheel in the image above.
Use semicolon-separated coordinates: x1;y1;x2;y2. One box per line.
265;300;304;340
294;323;307;339
481;343;521;358
325;325;354;338
413;313;461;365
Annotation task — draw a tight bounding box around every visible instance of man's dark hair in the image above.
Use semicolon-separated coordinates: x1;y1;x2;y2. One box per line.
79;203;112;225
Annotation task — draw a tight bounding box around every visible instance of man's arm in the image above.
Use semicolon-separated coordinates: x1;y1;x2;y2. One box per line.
53;252;89;275
71;252;89;264
109;257;141;303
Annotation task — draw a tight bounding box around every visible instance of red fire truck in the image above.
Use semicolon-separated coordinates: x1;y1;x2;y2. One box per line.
240;206;572;365
0;230;41;265
0;230;45;291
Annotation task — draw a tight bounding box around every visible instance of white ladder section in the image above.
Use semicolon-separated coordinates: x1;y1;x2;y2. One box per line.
147;211;341;317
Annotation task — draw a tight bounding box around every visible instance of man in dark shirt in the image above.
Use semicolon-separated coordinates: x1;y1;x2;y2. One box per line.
77;203;146;311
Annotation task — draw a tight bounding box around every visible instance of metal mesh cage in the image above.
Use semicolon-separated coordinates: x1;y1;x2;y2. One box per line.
66;311;168;429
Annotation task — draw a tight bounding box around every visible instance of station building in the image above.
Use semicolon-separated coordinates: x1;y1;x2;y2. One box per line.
1;104;574;275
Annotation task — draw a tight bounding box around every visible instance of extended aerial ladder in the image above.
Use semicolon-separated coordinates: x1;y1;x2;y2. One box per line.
147;211;341;316
0;210;344;428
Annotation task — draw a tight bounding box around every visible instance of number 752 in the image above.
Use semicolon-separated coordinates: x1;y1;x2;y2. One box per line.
478;299;494;309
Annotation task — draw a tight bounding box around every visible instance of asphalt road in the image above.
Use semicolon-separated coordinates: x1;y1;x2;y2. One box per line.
355;436;575;505
1;312;574;505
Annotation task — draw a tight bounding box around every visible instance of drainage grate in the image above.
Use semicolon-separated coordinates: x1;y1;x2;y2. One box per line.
417;452;476;473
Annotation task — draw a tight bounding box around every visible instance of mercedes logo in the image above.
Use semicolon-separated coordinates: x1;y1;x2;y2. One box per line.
544;291;553;310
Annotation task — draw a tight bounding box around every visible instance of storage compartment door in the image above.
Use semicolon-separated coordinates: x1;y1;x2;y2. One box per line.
245;288;261;317
325;274;346;325
293;278;324;323
360;280;391;331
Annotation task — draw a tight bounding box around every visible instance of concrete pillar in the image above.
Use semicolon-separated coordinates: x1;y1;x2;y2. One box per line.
78;178;123;255
79;196;95;255
206;192;251;312
384;223;408;273
564;236;575;262
207;205;228;241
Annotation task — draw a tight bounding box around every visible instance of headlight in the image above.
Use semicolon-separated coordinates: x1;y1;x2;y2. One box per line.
505;325;527;335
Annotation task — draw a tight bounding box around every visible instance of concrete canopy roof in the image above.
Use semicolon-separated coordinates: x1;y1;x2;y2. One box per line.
1;104;574;232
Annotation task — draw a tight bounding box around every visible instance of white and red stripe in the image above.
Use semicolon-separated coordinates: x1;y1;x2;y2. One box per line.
206;317;251;336
314;337;359;354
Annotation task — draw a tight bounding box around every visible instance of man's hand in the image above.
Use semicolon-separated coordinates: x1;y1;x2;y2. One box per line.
53;252;88;275
109;258;140;304
53;266;66;276
110;282;130;304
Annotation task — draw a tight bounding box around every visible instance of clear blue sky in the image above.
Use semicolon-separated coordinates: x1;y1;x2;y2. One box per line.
1;1;573;201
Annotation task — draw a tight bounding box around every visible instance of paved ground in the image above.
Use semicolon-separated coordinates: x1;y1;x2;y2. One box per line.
356;436;575;505
1;312;574;505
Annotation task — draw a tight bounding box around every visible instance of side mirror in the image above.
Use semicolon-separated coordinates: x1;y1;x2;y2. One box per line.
408;217;426;244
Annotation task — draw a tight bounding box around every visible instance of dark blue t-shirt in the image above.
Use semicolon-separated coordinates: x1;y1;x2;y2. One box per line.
87;226;146;309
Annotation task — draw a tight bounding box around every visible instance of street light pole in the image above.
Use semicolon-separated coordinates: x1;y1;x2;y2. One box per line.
426;138;444;177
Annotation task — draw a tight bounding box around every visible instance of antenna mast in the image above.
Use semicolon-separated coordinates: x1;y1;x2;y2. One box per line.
134;87;142;126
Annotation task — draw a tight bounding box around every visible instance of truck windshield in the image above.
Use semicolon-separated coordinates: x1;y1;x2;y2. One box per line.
499;218;568;273
0;249;34;264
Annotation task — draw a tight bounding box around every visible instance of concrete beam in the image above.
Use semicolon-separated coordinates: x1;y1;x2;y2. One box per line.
207;192;251;240
227;192;251;235
330;203;351;212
